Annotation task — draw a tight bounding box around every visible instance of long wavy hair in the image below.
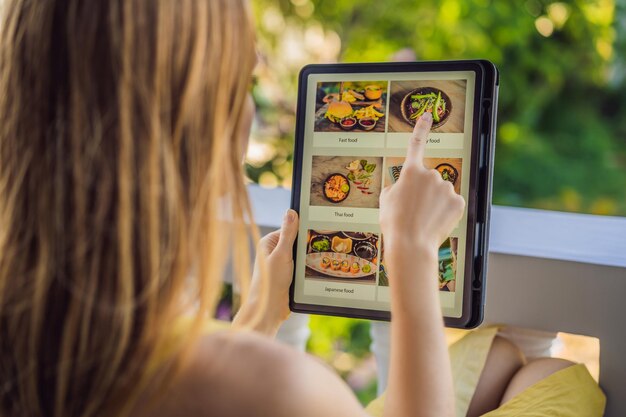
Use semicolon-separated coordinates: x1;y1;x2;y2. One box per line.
0;0;260;416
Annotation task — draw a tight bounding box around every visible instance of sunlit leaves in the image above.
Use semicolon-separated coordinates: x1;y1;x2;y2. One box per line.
249;0;626;214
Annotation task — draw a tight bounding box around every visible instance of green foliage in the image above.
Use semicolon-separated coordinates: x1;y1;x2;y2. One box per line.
307;315;375;404
307;315;372;360
355;380;379;406
250;0;626;215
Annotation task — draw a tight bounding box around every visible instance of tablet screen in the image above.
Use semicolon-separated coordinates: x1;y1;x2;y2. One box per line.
293;70;477;319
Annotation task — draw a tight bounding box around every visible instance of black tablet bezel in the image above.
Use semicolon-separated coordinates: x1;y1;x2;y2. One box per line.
288;60;498;329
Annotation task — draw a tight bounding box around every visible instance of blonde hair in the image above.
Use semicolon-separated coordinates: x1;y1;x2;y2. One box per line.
0;0;260;416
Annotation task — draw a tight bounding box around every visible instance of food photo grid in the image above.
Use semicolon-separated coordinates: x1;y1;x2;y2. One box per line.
388;80;467;133
378;237;459;292
304;77;470;295
314;81;387;133
384;157;463;195
309;156;383;208
305;230;380;284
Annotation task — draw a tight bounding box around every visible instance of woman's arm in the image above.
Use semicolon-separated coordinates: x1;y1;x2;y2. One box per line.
380;112;464;417
384;245;454;416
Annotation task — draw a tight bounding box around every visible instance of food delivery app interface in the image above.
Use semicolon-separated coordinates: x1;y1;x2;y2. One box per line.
294;71;476;318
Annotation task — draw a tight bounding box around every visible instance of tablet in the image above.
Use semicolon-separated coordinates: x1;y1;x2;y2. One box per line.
289;60;498;328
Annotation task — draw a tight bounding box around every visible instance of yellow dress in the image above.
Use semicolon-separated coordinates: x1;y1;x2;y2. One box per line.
364;327;606;417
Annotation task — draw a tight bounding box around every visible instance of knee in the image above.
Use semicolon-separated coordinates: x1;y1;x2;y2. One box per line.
500;358;575;405
467;336;526;417
490;336;526;370
479;336;526;384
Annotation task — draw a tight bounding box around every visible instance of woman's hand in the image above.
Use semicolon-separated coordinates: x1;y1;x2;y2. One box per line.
379;112;461;417
380;111;465;257
233;209;299;337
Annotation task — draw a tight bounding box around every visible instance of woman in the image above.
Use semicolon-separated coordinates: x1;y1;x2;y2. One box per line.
0;0;459;415
0;1;604;417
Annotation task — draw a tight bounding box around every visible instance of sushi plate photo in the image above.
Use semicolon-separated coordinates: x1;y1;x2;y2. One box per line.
306;252;376;279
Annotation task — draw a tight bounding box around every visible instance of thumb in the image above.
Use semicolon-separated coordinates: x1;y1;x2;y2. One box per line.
404;111;432;169
275;209;299;255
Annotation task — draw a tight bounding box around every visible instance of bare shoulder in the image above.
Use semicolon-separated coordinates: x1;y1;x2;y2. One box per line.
141;330;369;417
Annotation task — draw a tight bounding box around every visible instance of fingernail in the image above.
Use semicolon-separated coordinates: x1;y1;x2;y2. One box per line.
284;209;295;223
421;112;432;122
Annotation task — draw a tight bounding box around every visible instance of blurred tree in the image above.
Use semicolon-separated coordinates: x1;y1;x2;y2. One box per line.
249;0;626;215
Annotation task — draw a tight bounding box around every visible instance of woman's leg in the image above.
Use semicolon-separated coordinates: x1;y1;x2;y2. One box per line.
466;336;526;417
499;358;575;405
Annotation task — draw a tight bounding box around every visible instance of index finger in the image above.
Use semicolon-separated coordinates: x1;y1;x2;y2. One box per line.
404;111;433;169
